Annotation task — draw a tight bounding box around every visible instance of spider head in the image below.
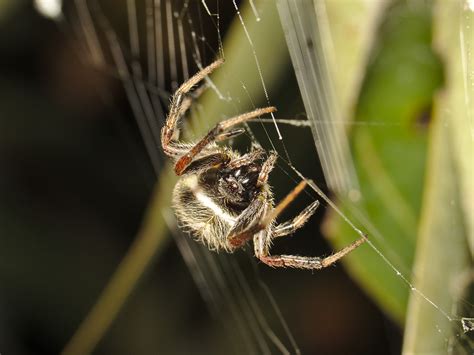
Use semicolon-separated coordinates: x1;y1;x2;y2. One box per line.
217;164;260;205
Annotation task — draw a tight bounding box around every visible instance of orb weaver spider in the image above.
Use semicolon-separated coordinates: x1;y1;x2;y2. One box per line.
161;59;366;269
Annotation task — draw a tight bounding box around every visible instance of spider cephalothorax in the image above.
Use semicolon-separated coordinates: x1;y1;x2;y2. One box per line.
162;59;366;269
217;159;262;205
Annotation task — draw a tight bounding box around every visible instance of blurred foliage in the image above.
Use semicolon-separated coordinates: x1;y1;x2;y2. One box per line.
403;0;473;353
323;0;389;126
325;0;443;324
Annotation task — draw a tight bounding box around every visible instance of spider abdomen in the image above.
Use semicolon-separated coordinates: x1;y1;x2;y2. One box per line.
172;174;242;252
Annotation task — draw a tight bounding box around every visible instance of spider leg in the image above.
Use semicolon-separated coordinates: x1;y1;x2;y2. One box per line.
174;106;276;175
251;181;367;269
223;181;308;252
161;59;224;157
179;152;230;175
225;191;269;250
226;146;265;169
273;200;319;238
261;180;308;228
257;151;277;187
173;82;209;125
215;128;246;142
223;150;284;249
255;235;367;270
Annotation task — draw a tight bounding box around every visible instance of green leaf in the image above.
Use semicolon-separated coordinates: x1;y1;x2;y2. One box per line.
403;0;473;353
324;1;443;324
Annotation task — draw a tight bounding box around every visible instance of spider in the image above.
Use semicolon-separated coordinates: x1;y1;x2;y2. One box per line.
161;59;366;269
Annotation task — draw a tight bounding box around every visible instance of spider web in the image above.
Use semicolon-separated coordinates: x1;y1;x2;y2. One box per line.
56;1;302;354
36;0;474;354
198;2;473;353
274;1;473;353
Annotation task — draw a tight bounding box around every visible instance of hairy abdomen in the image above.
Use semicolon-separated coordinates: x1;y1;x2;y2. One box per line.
172;175;238;252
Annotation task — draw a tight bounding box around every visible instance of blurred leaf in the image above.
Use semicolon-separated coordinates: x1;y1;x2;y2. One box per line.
403;0;473;353
431;0;473;256
325;1;443;324
276;0;387;194
196;1;289;122
324;0;389;123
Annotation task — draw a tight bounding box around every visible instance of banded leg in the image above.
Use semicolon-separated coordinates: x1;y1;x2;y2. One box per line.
252;181;367;270
256;236;367;270
178;153;230;175
257;151;277;187
174;106;276;175
223;149;278;249
225;191;269;250
161;59;224;157
273;200;320;238
226;147;266;169
252;180;309;259
260;180;308;228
